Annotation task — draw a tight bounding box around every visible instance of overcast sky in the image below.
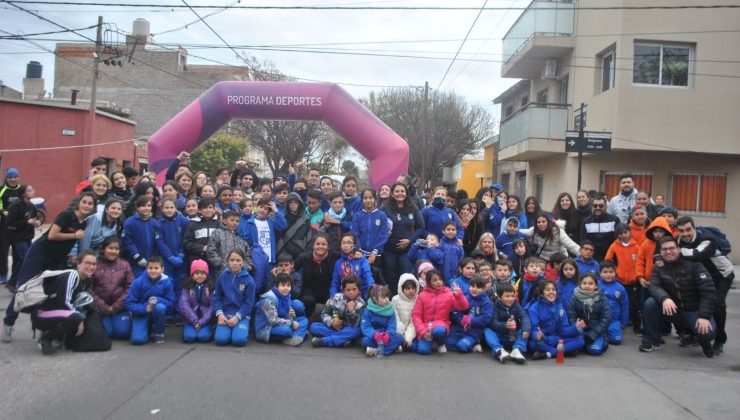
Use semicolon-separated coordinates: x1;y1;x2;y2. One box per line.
0;0;530;130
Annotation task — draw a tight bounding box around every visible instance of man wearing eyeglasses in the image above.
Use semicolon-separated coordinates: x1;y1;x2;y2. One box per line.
579;193;620;261
639;236;716;357
675;216;734;356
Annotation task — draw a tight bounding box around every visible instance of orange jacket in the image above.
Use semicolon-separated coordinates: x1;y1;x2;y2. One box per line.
635;217;673;281
629;219;649;247
605;238;639;285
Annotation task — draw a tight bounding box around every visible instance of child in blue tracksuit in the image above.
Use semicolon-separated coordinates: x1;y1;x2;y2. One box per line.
439;221;464;282
598;261;629;345
406;233;444;268
213;250;255;347
350;188;388;260
330;233;374;298
178;259;213;343
310;275;366;348
122;196;158;277
495;217;526;260
421;187;463;241
448;257;477;296
486;283;530;364
558;258;579;310
515;256;545;309
568;272;611;355
125;256;176;345
155;198;190;307
447;276;493;353
527;281;584;360
237;197;288;266
254;273;308;346
361;284;404;356
575;239;601;275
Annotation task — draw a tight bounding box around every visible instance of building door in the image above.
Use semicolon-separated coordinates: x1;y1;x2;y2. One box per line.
516;170;527;198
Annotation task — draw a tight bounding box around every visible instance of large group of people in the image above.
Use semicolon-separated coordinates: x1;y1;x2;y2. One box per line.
0;155;733;360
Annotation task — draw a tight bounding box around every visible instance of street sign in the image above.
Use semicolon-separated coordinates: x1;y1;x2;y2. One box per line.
565;131;612;152
574;106;587;130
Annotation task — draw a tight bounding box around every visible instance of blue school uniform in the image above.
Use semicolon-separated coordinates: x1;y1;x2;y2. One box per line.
212;267;255;346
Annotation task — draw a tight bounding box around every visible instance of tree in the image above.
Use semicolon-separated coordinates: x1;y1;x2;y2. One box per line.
364;88;494;189
233;58;334;176
189;133;247;177
340;159;359;176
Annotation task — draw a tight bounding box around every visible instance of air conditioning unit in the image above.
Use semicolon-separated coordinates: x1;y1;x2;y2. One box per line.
541;59;559;80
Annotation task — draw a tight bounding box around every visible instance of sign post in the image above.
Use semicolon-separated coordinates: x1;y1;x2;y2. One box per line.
565;103;612;191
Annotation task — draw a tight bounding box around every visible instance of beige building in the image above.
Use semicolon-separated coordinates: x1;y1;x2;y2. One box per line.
494;0;740;262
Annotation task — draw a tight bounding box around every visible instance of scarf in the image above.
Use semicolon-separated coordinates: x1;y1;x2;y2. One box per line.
432;197;446;209
328;207;347;220
271;287;292;317
523;273;541;283
573;287;601;319
343;193;358;202
367;297;394;317
312;251;328;265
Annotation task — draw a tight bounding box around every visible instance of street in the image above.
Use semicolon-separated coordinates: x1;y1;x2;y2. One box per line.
1;285;739;420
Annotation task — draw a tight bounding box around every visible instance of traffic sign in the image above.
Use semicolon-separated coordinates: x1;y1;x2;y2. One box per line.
565;131;612;152
574;106;587;131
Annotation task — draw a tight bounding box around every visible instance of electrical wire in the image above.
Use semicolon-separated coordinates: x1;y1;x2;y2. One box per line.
435;0;489;92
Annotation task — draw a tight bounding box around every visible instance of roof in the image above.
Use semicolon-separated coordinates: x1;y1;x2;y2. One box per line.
0;97;137;125
493;79;530;104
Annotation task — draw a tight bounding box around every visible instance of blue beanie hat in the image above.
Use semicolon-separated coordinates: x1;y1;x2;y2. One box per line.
5;168;19;180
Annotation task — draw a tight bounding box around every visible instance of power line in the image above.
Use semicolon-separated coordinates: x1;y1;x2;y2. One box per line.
5;1;740;11
154;0;239;36
179;0;245;64
435;0;489;92
0;137;140;153
0;24;95;38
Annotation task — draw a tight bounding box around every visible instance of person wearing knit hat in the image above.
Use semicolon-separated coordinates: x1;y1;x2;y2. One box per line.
0;167;22;285
416;261;435;289
179;259;213;343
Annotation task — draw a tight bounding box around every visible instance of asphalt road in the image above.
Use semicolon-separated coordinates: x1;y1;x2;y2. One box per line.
1;286;738;420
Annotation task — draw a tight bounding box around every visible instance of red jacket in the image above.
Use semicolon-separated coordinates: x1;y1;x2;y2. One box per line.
90;257;135;314
412;285;468;338
605;238;639;285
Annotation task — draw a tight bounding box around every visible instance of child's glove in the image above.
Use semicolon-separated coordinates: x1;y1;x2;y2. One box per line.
135;256;148;267
373;332;384;343
460;315;472;331
168;255;184;267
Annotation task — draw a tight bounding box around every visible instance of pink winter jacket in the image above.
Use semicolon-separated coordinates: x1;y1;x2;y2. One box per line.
412;285;468;338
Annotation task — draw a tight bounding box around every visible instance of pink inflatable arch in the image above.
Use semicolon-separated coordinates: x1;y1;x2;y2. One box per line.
148;81;409;187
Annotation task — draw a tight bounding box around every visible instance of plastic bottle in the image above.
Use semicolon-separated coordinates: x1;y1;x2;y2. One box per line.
556;339;565;364
509;316;516;342
376;339;385;359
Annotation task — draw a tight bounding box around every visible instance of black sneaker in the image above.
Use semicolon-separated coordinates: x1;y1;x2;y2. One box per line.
311;337;324;347
679;335;699;347
531;351;550;360
701;342;714;358
639;341;657;353
712;342;724;355
38;336;56;356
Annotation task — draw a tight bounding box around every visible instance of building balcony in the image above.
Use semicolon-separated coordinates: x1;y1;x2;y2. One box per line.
501;0;575;79
498;103;568;161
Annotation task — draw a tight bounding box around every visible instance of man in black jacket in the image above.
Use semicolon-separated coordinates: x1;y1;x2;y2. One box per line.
639;236;716;357
676;216;734;355
579;193;620;261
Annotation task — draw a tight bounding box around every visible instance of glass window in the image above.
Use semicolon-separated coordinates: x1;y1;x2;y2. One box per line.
671;173;726;215
601;52;615;91
633;42;691;86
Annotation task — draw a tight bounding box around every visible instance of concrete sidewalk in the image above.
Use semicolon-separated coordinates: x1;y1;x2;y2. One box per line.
1;286;738;420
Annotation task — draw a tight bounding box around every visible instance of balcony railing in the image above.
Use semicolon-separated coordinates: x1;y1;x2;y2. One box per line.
502;0;575;64
499;103;569;149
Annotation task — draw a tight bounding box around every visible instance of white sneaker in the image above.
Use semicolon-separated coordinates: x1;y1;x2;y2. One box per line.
437;344;447;354
495;348;509;363
472;344;483;353
394;346;403;354
509;348;527;364
283;336;304;346
366;347;378;357
1;324;12;343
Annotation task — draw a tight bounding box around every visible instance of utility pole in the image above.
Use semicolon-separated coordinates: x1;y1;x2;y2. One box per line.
576;102;585;191
83;16;103;175
420;81;429;188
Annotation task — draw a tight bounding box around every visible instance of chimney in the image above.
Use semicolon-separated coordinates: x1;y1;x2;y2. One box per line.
22;61;45;100
70;89;79;105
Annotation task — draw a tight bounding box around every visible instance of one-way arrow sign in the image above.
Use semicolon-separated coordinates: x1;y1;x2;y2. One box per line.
565;131;612;153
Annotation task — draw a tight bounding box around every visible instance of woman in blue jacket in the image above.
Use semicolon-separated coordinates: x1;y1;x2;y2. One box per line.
213;250;255;347
381;182;424;291
421;186;463;242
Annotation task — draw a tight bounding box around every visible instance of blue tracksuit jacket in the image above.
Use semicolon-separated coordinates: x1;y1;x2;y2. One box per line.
344;195;362;215
448;275;472;297
237;213;288;264
490;299;531;336
155;213;190;258
558;278;577;310
125;273;176;315
598;279;630;327
439;237;464;282
213;267;256;321
350;208;389;255
330;254;375;297
421;205;463;241
406;243;444;267
576;256;600;275
527;297;580;344
453;292;493;340
122;213;158;263
360;306;397;337
496;231;526;260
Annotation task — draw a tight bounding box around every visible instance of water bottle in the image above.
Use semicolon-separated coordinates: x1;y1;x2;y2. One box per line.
376;338;385;359
556;339;565;364
509;316;516;342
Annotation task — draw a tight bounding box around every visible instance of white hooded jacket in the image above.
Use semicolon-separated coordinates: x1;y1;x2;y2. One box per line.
392;273;420;345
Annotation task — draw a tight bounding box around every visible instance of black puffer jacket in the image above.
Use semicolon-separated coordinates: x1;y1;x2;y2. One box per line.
648;257;716;320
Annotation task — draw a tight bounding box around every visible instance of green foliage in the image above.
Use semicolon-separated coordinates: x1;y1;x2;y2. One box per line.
341;159;359;176
188;133;248;177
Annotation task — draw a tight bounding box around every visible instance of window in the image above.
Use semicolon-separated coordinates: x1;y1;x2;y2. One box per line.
602;172;653;198
670;173;726;215
500;173;510;192
601;51;615;91
537;88;548;105
520;95;529;107
633;42;691;86
504;105;514;118
559;75;569;104
516;170;527;198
